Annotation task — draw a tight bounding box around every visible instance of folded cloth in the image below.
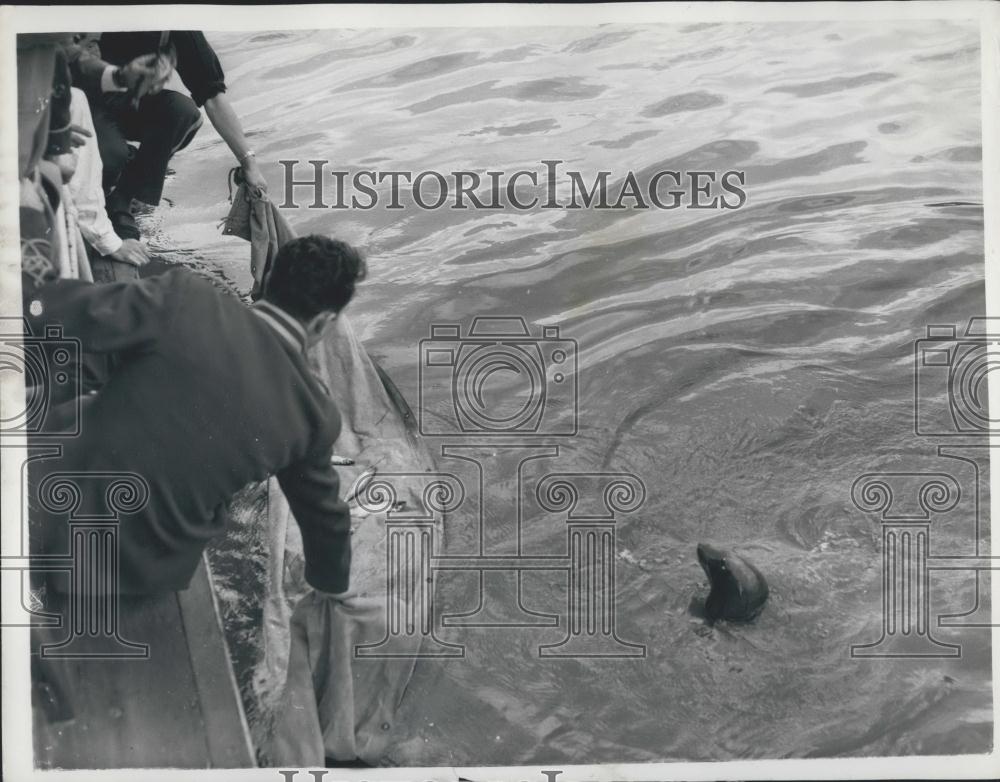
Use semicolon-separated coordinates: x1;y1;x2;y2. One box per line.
222;171;295;299
267;590;422;765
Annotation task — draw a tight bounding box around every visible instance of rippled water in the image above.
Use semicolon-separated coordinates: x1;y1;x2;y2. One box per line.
151;22;989;762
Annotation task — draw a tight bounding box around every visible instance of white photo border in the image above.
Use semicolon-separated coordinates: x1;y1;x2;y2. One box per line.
2;3;997;780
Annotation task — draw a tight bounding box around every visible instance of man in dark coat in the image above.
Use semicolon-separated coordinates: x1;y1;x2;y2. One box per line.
27;234;364;595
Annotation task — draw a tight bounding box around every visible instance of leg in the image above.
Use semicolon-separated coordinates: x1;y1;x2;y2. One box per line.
88;96;132;193
113;89;203;207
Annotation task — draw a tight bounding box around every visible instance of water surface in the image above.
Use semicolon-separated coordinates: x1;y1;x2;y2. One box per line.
149;21;989;763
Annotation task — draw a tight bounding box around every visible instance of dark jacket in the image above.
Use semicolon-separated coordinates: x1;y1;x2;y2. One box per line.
93;31;227;107
28;268;352;594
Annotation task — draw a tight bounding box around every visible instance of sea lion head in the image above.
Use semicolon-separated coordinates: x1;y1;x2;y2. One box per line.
697;543;769;623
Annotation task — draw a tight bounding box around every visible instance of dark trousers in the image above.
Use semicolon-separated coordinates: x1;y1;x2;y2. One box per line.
91;88;203;206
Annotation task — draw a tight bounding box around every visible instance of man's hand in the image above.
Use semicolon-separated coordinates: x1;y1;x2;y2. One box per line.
312;588;367;614
108;239;150;267
317;588;356;601
118;53;173;99
241;156;268;193
203;93;266;194
69;124;92;148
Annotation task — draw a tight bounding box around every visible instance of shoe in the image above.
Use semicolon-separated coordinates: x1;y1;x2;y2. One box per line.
109;209;140;241
105;191;144;241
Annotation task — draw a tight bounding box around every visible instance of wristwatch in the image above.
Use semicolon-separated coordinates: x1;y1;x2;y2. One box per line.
111;66;128;89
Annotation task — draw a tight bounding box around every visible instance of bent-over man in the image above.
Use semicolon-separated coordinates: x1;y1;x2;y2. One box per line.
27;235;364;594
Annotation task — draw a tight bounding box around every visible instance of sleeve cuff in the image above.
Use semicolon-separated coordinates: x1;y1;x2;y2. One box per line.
192;82;226;107
100;65;127;93
93;232;123;257
304;546;350;594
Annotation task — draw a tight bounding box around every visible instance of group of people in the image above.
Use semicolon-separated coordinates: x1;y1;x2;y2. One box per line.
17;34;362;607
18;31;267;288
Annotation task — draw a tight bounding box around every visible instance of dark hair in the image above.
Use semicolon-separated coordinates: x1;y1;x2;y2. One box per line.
263;235;366;320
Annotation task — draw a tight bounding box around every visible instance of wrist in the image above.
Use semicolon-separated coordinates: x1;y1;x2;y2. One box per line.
239;149;257;167
101;65;128;93
102;234;124;257
112;66;128;89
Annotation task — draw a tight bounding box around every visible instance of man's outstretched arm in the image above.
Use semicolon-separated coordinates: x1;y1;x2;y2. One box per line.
204;93;269;193
276;450;353;594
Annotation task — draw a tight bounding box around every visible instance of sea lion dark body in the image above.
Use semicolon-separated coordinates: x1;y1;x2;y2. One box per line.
697;543;769;623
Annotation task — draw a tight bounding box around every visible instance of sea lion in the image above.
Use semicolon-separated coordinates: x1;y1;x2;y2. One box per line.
696;543;769;623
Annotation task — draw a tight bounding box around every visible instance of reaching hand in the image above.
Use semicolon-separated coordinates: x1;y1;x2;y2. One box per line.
109;239;150;267
241;157;268;194
313;588;362;610
318;588;356;600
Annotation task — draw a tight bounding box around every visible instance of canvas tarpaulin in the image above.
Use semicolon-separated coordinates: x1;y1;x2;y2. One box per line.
223;181;444;765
